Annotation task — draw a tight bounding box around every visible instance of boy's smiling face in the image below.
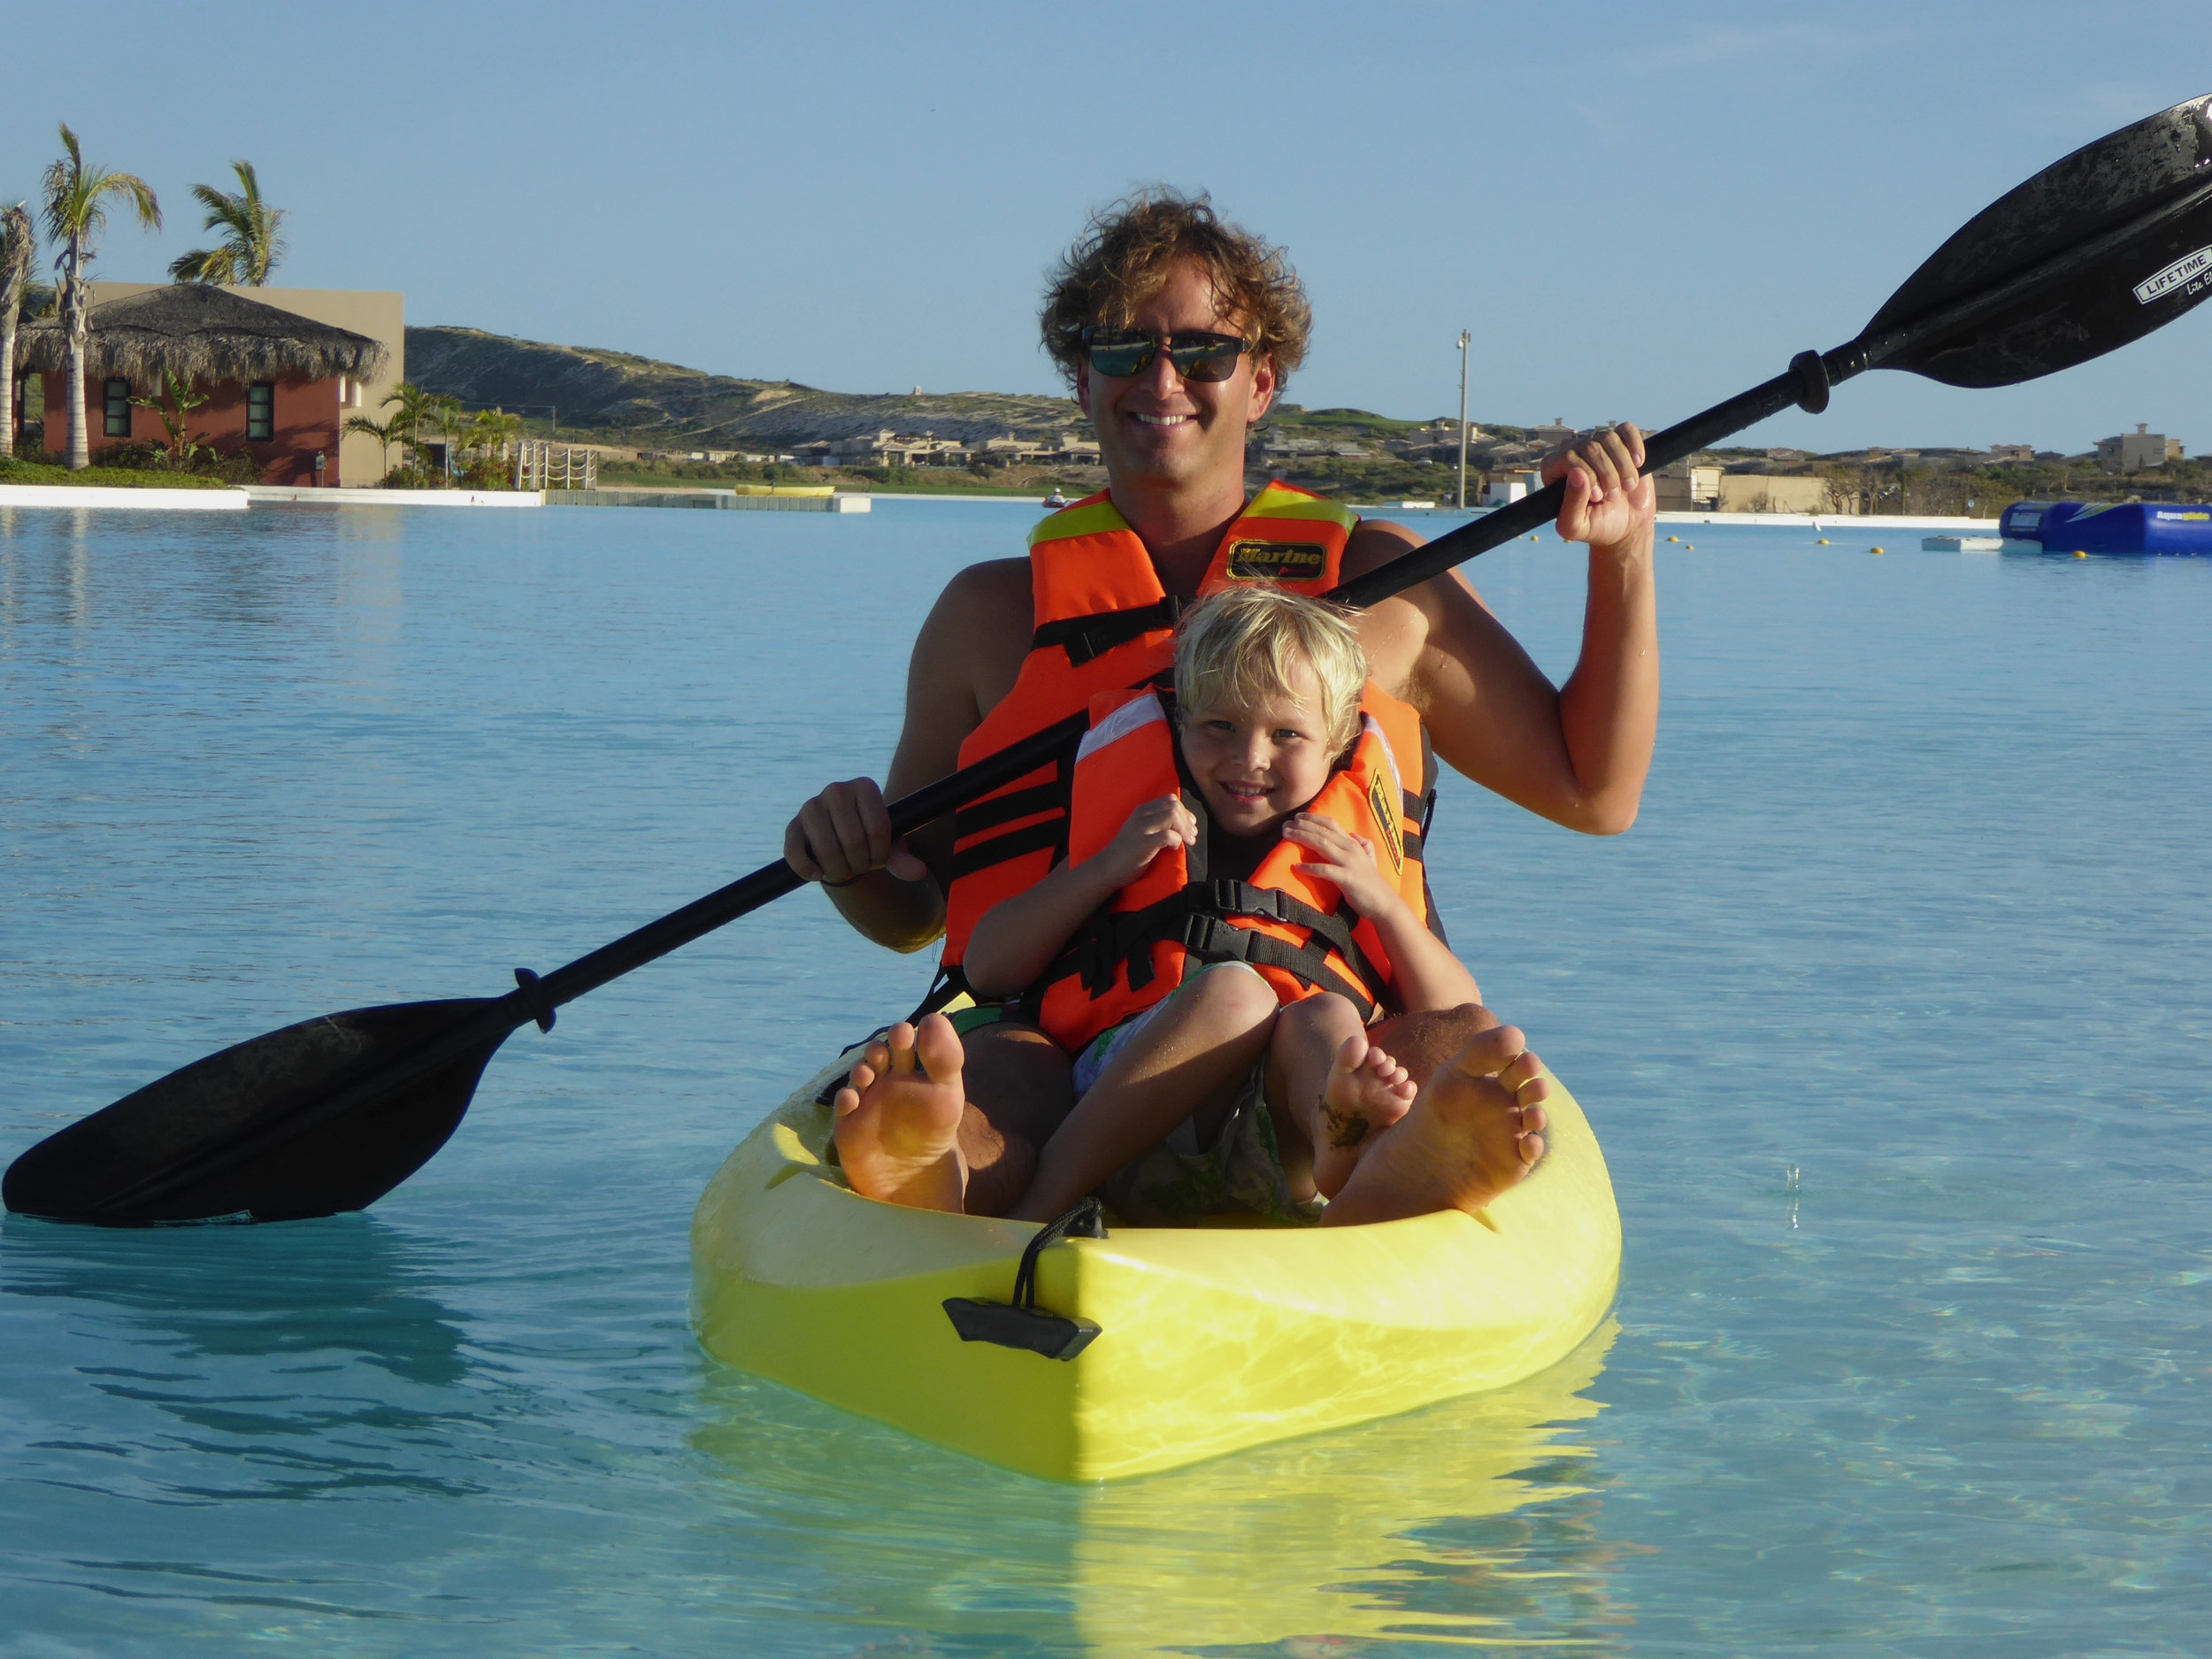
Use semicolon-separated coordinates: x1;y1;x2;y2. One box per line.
1178;664;1339;840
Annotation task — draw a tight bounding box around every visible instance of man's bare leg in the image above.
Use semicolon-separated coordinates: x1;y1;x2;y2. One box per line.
1321;1024;1550;1228
832;1017;1073;1216
1363;1002;1502;1091
957;1022;1074;1216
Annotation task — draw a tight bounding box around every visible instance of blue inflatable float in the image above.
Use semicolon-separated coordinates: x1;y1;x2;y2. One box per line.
1999;500;2212;554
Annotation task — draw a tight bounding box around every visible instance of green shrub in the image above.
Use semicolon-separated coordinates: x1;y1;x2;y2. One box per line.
91;442;165;471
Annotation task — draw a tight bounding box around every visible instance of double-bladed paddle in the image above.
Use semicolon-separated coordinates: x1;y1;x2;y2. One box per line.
11;94;2212;1225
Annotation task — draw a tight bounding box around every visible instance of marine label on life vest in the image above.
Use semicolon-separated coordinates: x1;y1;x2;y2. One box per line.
1225;540;1329;582
1368;773;1404;874
2133;245;2212;304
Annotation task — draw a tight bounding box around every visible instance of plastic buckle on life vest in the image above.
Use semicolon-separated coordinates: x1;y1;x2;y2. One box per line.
1210;879;1286;923
1182;913;1251;963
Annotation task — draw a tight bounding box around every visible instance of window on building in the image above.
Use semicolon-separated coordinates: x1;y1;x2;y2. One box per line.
247;382;275;442
104;379;131;438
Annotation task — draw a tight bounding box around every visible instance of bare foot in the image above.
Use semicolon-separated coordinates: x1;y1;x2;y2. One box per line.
1318;1025;1550;1228
1310;1033;1417;1200
832;1016;968;1212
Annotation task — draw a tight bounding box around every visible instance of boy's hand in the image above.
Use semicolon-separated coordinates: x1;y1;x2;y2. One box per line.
1283;814;1405;921
1094;795;1197;886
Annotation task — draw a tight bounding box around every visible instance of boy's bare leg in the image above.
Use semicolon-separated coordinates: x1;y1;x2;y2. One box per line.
1009;964;1280;1223
833;1018;1073;1217
1263;995;1417;1201
1320;1025;1551;1228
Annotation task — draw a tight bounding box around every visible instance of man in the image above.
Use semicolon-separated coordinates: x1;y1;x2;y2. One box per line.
785;189;1656;1219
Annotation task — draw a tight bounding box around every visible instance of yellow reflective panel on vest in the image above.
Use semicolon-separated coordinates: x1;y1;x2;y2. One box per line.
1367;772;1404;875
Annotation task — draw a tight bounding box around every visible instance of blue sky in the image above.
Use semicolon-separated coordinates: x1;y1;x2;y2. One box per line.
7;2;2210;452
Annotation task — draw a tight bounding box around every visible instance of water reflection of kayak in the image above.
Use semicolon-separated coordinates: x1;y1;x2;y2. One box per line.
689;1317;1621;1648
691;1031;1620;1482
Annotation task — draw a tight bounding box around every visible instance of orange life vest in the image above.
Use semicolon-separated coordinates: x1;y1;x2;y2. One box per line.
1030;685;1432;1055
939;483;1434;987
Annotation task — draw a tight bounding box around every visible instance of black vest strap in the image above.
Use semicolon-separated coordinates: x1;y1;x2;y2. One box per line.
947;725;1086;880
1035;873;1384;1028
1030;597;1183;666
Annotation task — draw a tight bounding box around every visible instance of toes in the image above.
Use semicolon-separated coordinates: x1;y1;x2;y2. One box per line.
1518;1131;1548;1167
1334;1031;1371;1076
846;1060;879;1094
913;1012;965;1085
833;1085;863;1119
1448;1023;1527;1082
884;1021;918;1076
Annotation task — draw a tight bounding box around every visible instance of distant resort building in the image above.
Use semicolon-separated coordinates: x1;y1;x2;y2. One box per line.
789;428;1100;469
12;283;402;485
2096;423;2184;473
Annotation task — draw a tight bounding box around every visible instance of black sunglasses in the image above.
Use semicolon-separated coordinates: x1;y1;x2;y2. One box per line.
1079;327;1254;383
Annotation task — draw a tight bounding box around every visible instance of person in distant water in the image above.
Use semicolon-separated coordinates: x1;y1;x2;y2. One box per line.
785;188;1657;1218
942;586;1542;1227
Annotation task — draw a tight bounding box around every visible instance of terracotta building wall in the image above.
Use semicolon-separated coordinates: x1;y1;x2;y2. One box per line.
89;284;403;486
41;371;346;485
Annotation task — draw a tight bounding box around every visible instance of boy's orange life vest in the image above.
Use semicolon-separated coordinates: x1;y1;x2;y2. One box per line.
1029;685;1432;1056
940;484;1437;985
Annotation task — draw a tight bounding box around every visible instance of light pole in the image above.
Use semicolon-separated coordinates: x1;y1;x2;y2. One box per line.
1455;330;1471;511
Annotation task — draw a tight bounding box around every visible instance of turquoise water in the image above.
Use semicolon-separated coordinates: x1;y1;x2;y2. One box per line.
3;498;2208;1655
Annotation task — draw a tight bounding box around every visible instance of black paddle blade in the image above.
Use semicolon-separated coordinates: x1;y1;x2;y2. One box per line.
3;1000;511;1226
1867;94;2212;387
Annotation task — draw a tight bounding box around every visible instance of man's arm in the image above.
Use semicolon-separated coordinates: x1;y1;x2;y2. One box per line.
782;558;1033;951
1348;425;1658;836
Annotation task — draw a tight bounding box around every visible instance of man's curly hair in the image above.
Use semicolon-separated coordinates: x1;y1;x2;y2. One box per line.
1040;188;1311;391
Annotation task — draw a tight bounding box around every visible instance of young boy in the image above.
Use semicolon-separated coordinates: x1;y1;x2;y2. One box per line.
958;586;1489;1225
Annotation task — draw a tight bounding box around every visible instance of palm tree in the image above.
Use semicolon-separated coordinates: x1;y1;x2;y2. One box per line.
42;125;161;469
342;411;403;479
167;161;287;287
1;204;37;459
469;407;523;462
378;381;443;473
427;392;465;477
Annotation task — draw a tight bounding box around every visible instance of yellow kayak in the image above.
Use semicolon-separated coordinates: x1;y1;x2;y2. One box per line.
690;1046;1620;1482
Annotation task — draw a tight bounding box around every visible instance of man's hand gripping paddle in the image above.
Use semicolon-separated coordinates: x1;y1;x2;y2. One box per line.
12;95;2212;1225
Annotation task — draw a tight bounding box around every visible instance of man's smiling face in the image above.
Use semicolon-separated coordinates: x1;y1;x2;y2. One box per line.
1076;257;1278;495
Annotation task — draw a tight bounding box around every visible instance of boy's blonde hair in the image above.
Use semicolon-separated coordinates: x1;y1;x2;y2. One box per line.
1173;586;1367;753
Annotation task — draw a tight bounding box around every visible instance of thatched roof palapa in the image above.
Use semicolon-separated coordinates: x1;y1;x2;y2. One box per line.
12;284;388;384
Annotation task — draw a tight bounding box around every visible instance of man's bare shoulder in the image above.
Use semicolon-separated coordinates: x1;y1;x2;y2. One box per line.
905;558;1035;727
918;557;1033;654
1343;517;1423;579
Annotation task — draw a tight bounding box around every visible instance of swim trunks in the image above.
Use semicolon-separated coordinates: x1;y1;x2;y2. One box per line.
1073;964;1325;1228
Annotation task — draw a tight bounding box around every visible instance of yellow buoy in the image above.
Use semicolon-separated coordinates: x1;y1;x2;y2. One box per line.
1665;534;1679;542
1870;547;1885;555
1683;544;1694;550
2074;549;2088;558
1816;538;1830;545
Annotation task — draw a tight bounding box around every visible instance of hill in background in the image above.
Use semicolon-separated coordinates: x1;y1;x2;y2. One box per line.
404;326;1089;448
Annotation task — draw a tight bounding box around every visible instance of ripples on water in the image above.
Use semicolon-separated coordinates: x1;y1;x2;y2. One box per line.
2;501;2207;1654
